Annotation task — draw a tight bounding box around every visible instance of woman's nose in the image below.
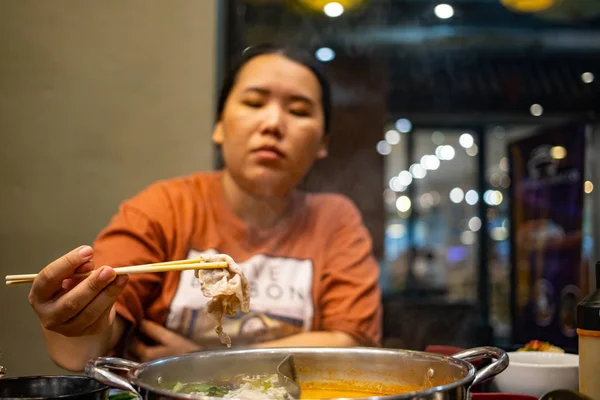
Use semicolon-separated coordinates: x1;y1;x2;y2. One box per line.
259;104;284;137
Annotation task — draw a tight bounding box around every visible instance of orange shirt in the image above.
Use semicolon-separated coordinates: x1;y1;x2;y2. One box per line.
93;171;382;350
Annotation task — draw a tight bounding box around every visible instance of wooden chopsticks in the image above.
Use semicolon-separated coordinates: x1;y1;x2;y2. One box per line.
5;258;228;286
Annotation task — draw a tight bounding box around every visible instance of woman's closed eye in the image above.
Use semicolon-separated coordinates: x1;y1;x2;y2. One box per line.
241;91;267;108
242;99;265;108
289;104;312;117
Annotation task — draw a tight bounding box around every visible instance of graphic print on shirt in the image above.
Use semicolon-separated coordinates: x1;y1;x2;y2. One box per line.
165;249;314;348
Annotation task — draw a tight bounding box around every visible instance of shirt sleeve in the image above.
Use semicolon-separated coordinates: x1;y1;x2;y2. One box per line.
318;196;383;347
92;182;175;327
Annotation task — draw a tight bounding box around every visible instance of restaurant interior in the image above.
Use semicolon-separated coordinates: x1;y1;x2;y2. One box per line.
0;0;599;398
220;0;599;351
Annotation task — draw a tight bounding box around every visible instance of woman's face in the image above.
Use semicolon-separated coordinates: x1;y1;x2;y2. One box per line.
213;54;328;197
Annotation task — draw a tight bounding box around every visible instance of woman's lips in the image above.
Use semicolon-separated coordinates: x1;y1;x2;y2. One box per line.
252;146;285;161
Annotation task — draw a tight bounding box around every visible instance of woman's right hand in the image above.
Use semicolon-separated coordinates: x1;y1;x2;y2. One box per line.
28;245;129;337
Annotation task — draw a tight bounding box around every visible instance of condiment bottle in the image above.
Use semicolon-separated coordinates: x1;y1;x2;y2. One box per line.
577;261;600;399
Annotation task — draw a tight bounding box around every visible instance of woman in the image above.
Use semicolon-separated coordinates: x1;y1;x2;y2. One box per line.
28;45;382;372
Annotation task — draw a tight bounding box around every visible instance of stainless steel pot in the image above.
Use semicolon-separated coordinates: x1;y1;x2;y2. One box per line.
86;346;508;399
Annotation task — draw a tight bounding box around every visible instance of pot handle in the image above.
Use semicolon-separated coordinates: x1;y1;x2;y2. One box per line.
452;346;509;387
85;357;142;399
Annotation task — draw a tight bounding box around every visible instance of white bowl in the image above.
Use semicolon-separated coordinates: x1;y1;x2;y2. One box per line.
494;352;579;397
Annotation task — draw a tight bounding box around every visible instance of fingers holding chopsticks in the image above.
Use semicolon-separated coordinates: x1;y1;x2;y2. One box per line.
28;245;129;337
60;259;97;291
48;267;127;322
49;276;128;336
21;248;229;337
30;245;95;301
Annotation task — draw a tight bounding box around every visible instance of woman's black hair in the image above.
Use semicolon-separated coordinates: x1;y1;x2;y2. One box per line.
216;44;332;134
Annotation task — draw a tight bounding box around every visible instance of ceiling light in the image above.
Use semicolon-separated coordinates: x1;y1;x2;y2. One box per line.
376;140;391;155
434;3;454;19
385;129;401;145
582;72;594;83
323;2;344;17
465;190;479;205
469;217;482;232
397;171;413;186
500;0;554;13
421;155;440;170
409;164;427;179
449;188;464;203
315;47;335;62
395;118;412;133
484;190;504;206
389;177;404;192
459;133;474;148
550;146;567;160
439;145;455;160
396;196;412;213
585;181;594;194
530;104;543;116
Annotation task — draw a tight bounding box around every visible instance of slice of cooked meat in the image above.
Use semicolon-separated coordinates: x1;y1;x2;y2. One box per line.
195;254;250;347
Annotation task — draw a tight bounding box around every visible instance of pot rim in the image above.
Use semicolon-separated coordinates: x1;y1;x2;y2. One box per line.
505;352;579;368
0;375;109;399
126;347;479;400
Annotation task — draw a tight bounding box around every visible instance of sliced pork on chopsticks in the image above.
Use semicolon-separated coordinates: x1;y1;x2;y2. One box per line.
195;254;250;347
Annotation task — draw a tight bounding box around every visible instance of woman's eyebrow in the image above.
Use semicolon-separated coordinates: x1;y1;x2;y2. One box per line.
242;87;315;105
242;87;269;95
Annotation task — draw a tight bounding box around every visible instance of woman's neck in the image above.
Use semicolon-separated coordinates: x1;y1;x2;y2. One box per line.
221;171;294;230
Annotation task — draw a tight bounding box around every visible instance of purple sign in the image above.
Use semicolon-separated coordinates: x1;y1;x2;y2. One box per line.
508;122;588;351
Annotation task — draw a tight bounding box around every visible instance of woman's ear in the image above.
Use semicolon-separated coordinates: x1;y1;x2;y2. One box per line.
212;122;224;145
316;135;329;159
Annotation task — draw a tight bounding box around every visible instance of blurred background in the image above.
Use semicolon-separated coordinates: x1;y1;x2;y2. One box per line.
1;0;598;375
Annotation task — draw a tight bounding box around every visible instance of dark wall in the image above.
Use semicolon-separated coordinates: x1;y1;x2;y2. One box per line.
300;55;387;259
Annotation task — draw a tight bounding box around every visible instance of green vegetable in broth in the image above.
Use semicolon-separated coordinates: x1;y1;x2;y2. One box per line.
172;374;290;399
172;382;229;396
